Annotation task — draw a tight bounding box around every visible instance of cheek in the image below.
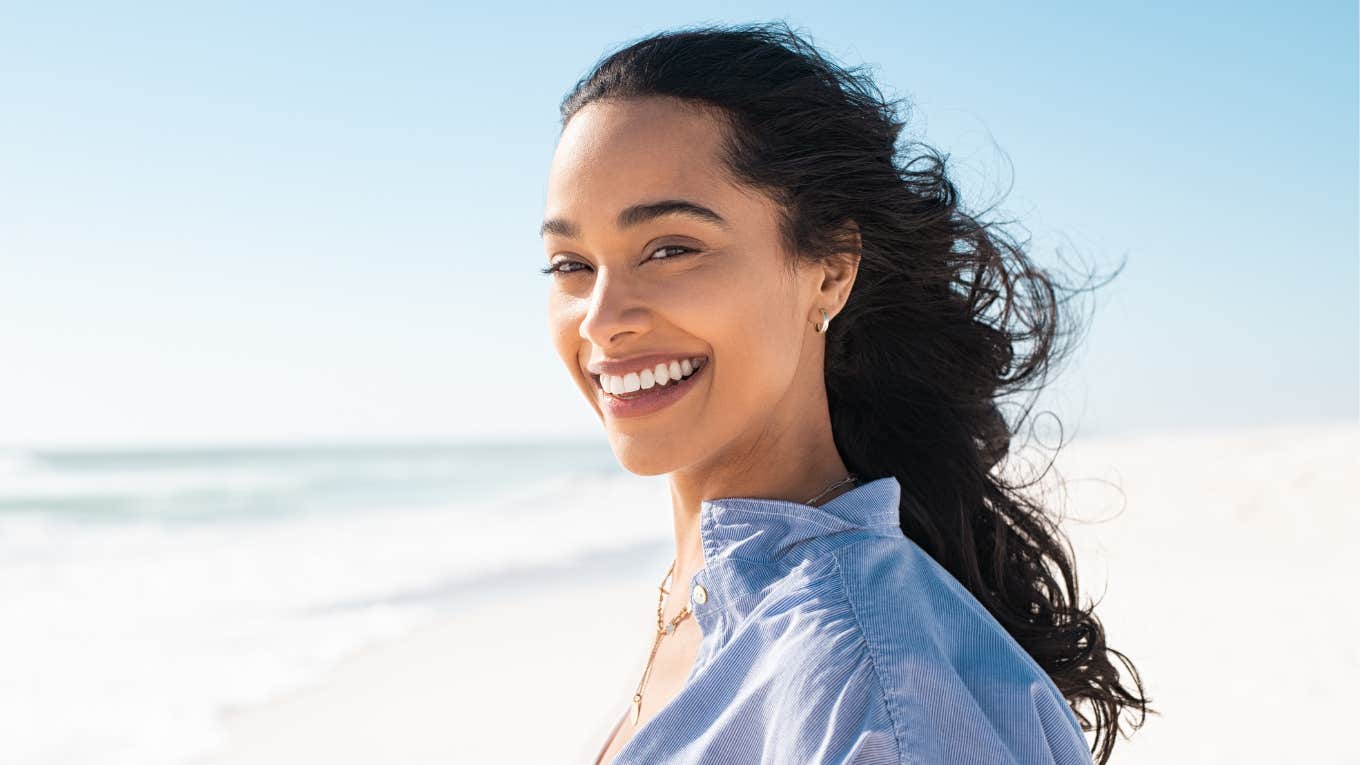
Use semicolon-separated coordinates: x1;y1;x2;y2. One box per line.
546;295;582;367
694;271;802;407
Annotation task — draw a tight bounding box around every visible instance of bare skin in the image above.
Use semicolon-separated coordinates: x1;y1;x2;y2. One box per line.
592;609;703;765
541;95;861;765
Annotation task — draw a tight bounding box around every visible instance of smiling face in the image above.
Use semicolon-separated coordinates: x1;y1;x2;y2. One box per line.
542;96;827;476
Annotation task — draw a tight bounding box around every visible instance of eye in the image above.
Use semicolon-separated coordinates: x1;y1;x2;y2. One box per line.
538;245;697;277
539;259;587;276
649;244;695;261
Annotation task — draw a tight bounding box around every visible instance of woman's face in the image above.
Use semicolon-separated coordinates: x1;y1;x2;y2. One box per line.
542;96;825;476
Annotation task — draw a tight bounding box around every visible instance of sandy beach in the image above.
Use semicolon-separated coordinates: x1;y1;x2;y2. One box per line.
189;540;669;765
189;420;1358;764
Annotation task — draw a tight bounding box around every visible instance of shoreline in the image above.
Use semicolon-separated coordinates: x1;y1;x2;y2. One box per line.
192;543;669;765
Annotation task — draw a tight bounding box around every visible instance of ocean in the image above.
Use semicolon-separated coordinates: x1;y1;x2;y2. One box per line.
0;441;668;765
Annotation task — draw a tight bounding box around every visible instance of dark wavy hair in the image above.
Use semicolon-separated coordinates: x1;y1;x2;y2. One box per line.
557;20;1153;764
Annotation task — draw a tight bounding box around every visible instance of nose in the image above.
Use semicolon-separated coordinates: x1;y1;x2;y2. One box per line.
578;268;652;349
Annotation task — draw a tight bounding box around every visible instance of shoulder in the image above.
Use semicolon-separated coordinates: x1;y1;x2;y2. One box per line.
828;535;1094;765
720;553;901;764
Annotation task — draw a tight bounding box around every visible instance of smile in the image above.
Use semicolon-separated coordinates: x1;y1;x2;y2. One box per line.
594;357;709;418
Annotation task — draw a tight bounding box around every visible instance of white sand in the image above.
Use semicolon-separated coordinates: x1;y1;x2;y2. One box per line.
191;420;1359;764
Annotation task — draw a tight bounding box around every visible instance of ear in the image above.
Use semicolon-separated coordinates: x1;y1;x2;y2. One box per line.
811;220;861;323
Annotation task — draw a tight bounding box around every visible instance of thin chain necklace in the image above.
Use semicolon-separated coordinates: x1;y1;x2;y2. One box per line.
627;471;859;726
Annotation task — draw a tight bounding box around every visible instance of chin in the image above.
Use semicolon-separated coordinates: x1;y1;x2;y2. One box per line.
606;433;688;477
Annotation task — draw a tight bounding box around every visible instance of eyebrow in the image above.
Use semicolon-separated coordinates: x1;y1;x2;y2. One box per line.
539;199;729;239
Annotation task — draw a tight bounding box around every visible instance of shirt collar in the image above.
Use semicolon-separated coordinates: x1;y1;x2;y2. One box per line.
685;475;903;633
690;473;903;634
697;475;903;566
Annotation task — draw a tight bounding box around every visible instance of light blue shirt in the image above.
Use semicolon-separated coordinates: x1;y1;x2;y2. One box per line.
600;475;1094;764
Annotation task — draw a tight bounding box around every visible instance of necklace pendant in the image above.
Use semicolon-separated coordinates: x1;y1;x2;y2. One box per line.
631;695;642;725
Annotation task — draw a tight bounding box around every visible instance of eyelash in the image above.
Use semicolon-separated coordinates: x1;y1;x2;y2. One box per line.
539;245;695;276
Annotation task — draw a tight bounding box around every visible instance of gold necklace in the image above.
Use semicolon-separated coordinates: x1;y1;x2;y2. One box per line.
629;559;694;725
627;472;858;726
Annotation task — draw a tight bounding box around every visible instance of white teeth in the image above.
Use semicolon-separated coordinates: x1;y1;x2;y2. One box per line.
599;356;706;398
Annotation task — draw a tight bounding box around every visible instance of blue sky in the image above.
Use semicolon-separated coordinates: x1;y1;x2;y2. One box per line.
1;2;1355;447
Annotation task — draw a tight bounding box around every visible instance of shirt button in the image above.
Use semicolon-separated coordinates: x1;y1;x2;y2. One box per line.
691;584;708;605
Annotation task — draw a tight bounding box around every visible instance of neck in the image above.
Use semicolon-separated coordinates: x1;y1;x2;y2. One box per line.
663;401;850;607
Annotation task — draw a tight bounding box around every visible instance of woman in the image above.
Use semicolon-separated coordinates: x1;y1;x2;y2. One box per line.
540;22;1152;765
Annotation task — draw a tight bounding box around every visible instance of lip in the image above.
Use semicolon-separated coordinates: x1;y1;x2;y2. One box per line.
595;358;708;419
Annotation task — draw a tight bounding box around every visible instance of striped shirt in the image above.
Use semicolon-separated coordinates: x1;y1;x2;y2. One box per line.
596;475;1094;764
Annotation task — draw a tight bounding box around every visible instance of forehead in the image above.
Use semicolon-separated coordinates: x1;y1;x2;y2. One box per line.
546;97;735;213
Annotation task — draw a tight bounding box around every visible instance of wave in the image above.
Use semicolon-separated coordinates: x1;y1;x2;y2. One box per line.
0;441;662;765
